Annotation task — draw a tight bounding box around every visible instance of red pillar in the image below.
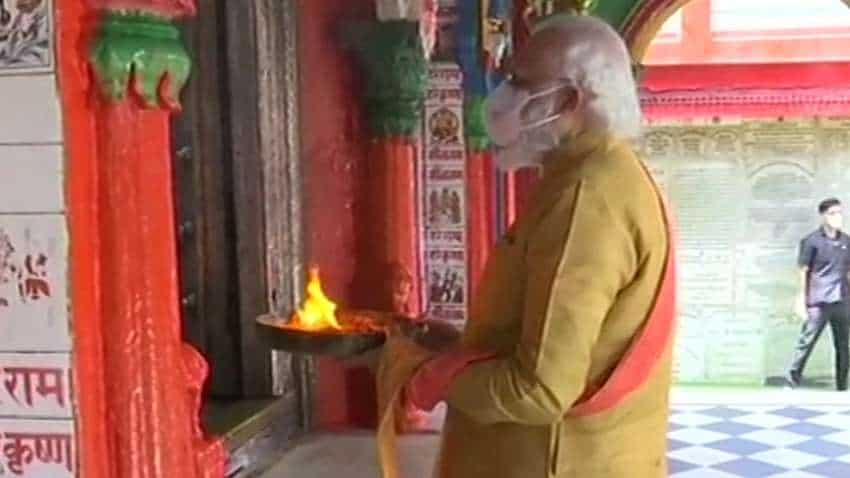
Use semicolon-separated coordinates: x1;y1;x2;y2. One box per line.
343;21;428;429
369;138;422;317
466;150;495;296
61;1;108;477
513;168;541;218
96;102;226;478
63;2;225;477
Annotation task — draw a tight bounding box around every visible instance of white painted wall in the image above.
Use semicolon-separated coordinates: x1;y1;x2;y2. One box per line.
0;0;76;475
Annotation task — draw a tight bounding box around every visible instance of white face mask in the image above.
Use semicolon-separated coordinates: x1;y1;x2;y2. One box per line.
485;80;574;170
493;141;543;170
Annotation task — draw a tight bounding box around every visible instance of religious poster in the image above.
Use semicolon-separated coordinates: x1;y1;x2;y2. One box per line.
0;0;52;73
426;185;465;228
642;118;850;385
0;212;74;478
421;62;468;325
0;216;68;351
425;248;466;322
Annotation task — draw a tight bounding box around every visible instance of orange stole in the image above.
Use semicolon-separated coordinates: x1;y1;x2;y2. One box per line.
570;193;677;417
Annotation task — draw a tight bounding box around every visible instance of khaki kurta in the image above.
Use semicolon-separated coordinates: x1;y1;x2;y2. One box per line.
435;133;672;478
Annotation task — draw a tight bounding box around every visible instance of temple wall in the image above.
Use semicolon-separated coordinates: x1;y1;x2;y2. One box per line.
298;0;378;427
0;0;77;475
642;117;850;384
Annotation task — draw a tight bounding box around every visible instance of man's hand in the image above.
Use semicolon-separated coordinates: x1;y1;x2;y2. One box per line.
340;318;463;371
405;349;497;411
396;319;462;352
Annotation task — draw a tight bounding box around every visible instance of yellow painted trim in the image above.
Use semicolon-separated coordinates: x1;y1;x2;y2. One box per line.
628;0;691;61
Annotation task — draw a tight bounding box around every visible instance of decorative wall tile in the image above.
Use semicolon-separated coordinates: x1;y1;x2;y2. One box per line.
0;418;74;477
0;215;68;351
422;63;469;326
0;145;63;213
0;353;70;419
0;75;61;144
0;0;53;74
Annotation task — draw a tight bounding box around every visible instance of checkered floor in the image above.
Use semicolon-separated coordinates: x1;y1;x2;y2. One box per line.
261;389;850;478
669;404;850;477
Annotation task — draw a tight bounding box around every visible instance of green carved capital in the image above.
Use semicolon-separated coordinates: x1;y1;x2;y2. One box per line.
342;21;428;138
90;12;191;110
464;97;491;152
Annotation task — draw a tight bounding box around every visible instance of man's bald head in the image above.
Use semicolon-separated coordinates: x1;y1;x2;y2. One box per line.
506;14;642;139
532;15;633;81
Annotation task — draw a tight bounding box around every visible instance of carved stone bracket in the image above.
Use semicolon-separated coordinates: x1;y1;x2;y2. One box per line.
80;0;227;476
89;9;192;110
342;20;428;138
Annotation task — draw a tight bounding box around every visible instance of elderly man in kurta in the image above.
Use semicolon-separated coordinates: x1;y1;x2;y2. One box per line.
404;14;677;478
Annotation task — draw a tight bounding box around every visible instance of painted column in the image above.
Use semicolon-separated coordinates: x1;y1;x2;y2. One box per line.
345;20;428;319
344;19;428;429
81;1;225;477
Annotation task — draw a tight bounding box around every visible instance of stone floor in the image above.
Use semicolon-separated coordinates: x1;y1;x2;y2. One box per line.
259;432;439;478
261;388;850;478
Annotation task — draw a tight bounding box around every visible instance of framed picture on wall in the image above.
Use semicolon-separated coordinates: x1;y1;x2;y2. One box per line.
0;0;52;75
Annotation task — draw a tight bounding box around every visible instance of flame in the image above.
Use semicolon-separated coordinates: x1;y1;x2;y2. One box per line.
291;266;342;331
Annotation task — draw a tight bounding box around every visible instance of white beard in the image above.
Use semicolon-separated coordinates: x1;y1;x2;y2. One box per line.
494;142;544;171
493;126;562;171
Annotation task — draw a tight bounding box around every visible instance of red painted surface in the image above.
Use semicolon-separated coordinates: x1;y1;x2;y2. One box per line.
512;0;532;47
94;100;224;478
298;0;380;428
63;1;225;475
643;63;850;92
504;169;540;239
89;0;195;17
650;33;850;66
365;138;424;429
503;1;541;232
365;138;421;316
60;1;108;477
300;0;372;308
466;151;494;297
641;63;850;119
512;168;540;220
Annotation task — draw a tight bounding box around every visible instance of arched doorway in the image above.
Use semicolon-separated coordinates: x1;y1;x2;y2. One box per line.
625;0;850;386
624;1;850;476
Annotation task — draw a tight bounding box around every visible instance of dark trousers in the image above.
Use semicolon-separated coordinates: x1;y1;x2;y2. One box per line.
788;302;850;390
